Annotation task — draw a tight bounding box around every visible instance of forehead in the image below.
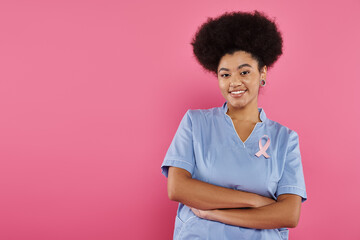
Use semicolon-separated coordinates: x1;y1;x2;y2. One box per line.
218;50;257;70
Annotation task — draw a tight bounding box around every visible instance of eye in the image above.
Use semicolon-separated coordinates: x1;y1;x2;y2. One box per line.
240;71;250;75
220;73;230;78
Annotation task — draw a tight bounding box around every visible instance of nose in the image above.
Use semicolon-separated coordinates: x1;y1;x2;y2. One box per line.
229;75;243;87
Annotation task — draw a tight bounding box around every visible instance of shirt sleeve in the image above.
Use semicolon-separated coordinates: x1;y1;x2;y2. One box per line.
275;130;308;203
161;109;195;178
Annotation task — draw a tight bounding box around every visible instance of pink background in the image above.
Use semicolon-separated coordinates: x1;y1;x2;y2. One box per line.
0;0;359;239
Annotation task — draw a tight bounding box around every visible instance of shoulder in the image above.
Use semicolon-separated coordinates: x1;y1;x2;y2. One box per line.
185;105;223;121
264;116;299;142
263;116;301;159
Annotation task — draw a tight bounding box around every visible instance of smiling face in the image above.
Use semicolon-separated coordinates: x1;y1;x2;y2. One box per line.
217;50;267;111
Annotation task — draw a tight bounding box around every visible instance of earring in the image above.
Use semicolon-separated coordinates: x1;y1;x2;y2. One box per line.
260;79;266;86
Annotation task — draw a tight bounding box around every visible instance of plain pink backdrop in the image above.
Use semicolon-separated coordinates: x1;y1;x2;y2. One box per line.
0;0;359;239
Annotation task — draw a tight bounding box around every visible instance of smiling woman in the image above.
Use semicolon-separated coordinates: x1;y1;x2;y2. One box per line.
217;50;266;122
161;10;307;240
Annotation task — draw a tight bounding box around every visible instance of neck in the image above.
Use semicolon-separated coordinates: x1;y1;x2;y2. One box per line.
226;101;261;123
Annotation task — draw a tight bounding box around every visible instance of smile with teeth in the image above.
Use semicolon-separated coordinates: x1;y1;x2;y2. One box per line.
229;89;247;97
231;90;245;94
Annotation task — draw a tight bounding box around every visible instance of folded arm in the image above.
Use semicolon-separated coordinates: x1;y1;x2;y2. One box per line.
167;166;275;210
192;194;302;229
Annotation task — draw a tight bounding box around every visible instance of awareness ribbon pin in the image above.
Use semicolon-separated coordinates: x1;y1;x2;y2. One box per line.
255;135;270;158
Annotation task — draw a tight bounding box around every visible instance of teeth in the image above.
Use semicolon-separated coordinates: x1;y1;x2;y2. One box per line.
231;90;245;94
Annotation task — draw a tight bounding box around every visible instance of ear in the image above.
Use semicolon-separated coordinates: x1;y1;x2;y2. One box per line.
260;65;267;79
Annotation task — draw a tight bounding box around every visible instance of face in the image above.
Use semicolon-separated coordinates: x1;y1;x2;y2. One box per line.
217;50;267;111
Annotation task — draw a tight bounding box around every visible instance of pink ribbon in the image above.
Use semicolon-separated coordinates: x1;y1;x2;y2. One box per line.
255;135;270;158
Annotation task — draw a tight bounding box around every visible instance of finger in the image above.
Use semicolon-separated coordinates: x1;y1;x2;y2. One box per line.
190;208;199;216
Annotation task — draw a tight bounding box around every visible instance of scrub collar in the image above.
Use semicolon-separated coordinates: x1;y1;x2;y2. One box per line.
222;101;267;123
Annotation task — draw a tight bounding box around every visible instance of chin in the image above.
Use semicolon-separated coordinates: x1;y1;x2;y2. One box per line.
228;100;247;109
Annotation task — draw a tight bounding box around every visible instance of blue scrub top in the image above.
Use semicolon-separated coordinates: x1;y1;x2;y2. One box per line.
161;101;307;240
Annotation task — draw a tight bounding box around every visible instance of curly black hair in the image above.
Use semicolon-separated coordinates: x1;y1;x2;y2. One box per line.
191;10;283;76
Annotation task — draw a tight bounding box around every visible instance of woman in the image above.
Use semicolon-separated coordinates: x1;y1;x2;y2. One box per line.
161;10;307;240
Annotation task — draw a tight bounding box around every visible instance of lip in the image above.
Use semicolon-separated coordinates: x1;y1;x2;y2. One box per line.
229;89;247;93
229;90;247;98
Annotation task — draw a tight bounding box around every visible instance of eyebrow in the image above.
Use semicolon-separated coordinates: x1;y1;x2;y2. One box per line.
218;64;253;73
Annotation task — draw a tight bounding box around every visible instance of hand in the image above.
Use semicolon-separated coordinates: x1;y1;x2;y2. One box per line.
254;195;276;208
189;206;212;220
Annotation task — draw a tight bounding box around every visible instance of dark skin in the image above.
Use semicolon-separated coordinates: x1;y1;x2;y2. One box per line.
169;167;302;229
167;50;302;229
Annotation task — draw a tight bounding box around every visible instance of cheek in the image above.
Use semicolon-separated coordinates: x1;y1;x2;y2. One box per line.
251;84;260;95
248;79;260;89
218;81;227;90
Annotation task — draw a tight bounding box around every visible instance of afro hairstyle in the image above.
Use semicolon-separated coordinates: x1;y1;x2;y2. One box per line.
191;10;283;76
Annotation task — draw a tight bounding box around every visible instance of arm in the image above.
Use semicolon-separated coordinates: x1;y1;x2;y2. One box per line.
192;194;302;229
167;166;276;210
